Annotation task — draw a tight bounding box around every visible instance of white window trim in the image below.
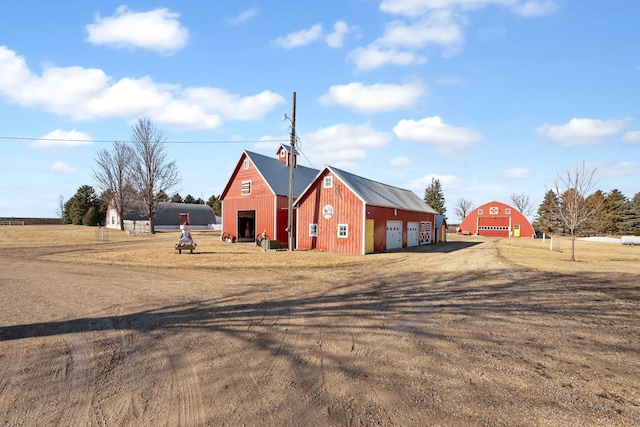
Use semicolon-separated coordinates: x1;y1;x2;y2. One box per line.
309;223;318;237
324;176;333;188
243;159;250;170
338;223;348;238
241;180;252;195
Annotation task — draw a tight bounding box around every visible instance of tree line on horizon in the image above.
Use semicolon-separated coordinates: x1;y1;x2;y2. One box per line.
60;117;221;231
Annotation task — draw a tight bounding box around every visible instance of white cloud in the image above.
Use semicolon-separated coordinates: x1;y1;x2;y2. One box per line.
370;0;556;70
0;46;285;130
272;24;323;48
536;117;632;146
598;161;640;177
380;0;537;17
390;156;412;167
326;21;351;48
378;11;464;51
86;6;189;54
622;131;640;145
32;129;93;148
183;88;285;121
348;45;426;71
408;173;463;194
393;116;483;156
227;8;258;25
301;123;392;169
50;161;77;174
502;167;533;180
319;82;426;113
512;1;558;17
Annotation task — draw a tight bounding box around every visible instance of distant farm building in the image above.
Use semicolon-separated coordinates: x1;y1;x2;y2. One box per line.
220;144;318;246
458;201;534;238
294;166;438;254
106;202;217;232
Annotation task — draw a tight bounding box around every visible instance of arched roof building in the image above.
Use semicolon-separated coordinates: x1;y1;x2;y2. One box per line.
458;200;535;238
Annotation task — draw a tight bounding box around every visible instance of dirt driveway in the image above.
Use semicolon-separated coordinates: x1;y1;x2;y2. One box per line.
1;236;638;426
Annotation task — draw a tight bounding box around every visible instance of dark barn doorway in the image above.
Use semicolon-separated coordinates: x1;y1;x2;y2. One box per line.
237;210;256;242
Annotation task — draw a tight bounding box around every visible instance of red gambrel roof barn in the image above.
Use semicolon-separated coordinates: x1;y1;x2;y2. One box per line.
458;200;535;238
294;166;438;254
220;144;318;245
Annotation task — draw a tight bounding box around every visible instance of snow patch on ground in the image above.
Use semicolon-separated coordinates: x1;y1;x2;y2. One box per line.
578;236;621;243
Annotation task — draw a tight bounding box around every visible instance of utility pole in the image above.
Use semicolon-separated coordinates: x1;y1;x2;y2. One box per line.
287;91;296;251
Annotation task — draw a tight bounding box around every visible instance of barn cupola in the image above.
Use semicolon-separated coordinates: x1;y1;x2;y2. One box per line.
277;144;297;168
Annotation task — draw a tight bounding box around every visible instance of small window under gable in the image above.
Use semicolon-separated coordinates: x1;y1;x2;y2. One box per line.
338;224;348;238
243;159;250;170
309;223;318;237
505;208;511;214
241;180;251;195
324;175;333;188
478;209;483;215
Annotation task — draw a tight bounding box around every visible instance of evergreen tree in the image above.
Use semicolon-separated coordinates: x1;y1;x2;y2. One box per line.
184;194;196;204
171;193;183;203
618;192;640;235
207;194;222;217
156;190;170;203
424;178;446;217
603;189;626;234
532;190;562;234
63;185;101;225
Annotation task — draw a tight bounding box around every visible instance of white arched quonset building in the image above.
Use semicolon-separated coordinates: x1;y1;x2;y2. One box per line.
458;200;535;238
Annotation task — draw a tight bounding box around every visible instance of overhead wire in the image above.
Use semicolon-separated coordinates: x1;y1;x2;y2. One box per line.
0;135;290;144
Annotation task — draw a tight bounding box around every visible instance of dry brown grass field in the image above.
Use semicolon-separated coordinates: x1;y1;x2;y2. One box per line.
1;225;638;426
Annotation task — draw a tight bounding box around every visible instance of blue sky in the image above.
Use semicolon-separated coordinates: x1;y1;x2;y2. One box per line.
1;0;639;220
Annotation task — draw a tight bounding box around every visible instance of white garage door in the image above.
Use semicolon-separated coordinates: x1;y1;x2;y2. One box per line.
386;220;403;250
407;222;419;247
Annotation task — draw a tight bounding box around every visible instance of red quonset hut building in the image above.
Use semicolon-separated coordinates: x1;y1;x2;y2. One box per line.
458;200;535;238
294;166;438;254
220;144;318;246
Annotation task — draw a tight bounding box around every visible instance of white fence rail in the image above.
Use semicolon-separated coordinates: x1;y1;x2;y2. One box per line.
0;220;25;226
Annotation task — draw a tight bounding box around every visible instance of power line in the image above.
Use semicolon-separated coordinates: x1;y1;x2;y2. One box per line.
0;135;290;144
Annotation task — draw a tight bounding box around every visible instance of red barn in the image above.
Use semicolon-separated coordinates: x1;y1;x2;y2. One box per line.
220;145;318;246
294;166;438;254
458;200;535;238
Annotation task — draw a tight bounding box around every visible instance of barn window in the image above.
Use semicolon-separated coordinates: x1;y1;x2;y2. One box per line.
309;223;318;237
324;176;333;188
243;159;250;170
505;208;511;214
241;180;252;195
478;209;483;214
338;224;348;238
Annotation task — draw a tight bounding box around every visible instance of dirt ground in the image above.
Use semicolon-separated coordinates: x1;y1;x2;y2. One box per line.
1;231;638;426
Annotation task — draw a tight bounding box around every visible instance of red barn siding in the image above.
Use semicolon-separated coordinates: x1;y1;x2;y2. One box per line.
296;169;436;254
366;206;436;250
296;172;365;254
221;153;277;241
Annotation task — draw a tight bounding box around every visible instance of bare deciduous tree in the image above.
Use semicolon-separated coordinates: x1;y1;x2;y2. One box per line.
552;161;602;261
454;198;474;221
92;141;135;230
510;193;534;216
129;117;180;234
55;194;65;223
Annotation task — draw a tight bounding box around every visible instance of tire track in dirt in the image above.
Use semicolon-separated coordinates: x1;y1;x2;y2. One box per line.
220;294;304;426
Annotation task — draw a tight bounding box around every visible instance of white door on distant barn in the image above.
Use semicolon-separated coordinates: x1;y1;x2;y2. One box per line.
420;221;432;245
407;222;419;247
386;220;403;250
